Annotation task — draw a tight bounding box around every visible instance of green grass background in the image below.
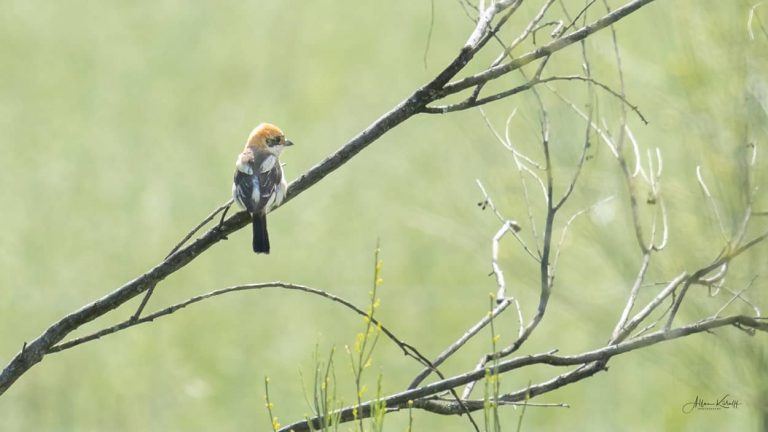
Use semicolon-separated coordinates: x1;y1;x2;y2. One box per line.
0;1;766;430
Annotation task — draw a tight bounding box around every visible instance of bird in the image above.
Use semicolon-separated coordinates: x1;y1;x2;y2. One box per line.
232;123;294;254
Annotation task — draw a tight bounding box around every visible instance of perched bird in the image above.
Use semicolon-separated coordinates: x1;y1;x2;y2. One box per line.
233;123;294;254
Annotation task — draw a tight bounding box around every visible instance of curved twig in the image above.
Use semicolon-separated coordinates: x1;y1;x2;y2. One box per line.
48;282;431;368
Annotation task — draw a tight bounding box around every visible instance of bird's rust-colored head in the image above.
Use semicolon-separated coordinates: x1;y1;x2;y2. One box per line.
245;123;294;153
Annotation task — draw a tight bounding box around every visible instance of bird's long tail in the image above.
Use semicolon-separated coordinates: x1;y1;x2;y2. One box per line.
252;213;270;254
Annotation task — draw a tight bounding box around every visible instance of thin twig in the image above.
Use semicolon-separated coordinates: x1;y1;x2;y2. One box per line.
494;0;558;63
423;0;436;69
713;277;758;319
408;299;511;389
557;0;599;37
475;163;539;262
441;0;658;96
48;282;430;371
748;3;767;40
696;165;729;244
549;86;619;157
547;75;647;124
721;283;762;317
618;272;688;341
131;199;234;321
610;252;652;342
624;125;649;181
168;199;235;260
551;196;615;274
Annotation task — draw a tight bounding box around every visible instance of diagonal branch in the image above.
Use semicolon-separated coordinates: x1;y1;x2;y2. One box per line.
439;0;658;96
424;75;647;125
408;299;512;390
0;0;660;398
281;315;768;432
0;64;444;398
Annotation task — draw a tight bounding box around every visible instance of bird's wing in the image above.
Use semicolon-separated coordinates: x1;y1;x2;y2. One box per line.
233;169;257;214
256;155;283;211
233;152;283;214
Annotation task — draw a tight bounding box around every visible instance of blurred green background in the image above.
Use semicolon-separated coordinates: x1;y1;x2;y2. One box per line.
0;1;766;430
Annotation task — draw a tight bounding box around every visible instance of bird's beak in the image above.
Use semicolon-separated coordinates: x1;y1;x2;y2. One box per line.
284;139;294;147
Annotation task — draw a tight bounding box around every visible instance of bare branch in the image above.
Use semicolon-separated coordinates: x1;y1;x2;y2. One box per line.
610;253;652;342
425;74;647;121
551;196;615;274
495;0;558;62
47;282;431;370
714;277;758;319
0;0;664;399
408;299;512;389
748;3;767;40
548;86;619;157
465;0;523;50
730;229;768;259
491;221;524;301
556;0;598;39
413;397;569;414
625;126;649;181
720;284;762;317
478;110;547;256
440;0;658;96
281;315;768;432
696;165;730;243
480;108;542;168
167;200;234;260
131;200;235;321
423;0;436;69
618;272;688;341
547;75;648;124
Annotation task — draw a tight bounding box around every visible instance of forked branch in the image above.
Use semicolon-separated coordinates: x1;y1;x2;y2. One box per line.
0;0;659;396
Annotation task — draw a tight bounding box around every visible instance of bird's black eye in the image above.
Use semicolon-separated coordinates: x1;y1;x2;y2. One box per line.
268;136;282;147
